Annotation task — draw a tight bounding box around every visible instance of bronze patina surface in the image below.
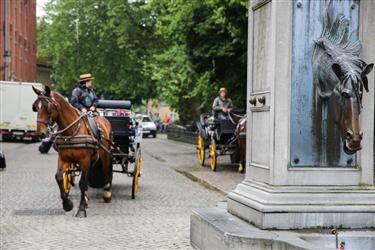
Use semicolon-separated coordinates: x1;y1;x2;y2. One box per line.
312;2;373;155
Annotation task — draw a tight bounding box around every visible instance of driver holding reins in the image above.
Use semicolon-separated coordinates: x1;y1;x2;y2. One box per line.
70;73;98;113
212;87;233;119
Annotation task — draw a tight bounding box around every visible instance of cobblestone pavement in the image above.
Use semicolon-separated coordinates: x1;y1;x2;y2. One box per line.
0;140;224;249
143;134;245;194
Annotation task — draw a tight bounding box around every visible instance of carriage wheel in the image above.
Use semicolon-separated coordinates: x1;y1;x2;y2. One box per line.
209;140;217;171
131;148;141;199
197;134;205;166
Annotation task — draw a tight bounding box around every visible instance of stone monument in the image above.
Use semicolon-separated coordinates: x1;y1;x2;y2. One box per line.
191;0;375;249
227;0;375;230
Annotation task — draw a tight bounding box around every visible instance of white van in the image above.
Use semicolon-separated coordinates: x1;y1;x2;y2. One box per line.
0;81;43;142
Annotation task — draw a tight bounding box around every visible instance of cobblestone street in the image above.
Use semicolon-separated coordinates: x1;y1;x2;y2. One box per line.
0;137;225;249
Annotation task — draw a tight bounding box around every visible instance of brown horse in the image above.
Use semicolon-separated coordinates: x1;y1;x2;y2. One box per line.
235;116;246;173
32;86;113;217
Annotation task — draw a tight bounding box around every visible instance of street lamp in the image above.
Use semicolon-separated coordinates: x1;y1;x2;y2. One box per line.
2;50;11;81
4;50;11;64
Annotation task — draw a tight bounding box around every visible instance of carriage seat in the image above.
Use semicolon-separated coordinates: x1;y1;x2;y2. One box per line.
214;112;230;121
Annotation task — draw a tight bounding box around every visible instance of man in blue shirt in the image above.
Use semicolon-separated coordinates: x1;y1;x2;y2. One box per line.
71;73;98;112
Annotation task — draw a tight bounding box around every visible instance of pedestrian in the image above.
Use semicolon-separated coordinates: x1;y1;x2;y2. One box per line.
161;114;171;133
154;113;161;132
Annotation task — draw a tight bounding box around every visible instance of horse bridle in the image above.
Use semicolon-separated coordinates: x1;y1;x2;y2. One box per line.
33;95;59;127
33;94;87;137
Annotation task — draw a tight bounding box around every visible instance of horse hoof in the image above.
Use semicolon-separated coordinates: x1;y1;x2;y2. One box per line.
103;191;112;203
103;197;112;203
62;199;73;212
75;209;87;218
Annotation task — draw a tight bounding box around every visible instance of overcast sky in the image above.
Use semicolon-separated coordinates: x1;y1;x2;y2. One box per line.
36;0;48;17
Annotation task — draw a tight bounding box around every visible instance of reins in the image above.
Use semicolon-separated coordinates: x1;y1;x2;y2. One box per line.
51;112;86;136
228;111;245;125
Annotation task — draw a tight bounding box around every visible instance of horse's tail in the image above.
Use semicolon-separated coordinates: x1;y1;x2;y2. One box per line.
320;0;361;56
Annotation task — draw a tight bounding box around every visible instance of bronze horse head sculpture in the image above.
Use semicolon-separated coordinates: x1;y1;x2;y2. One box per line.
312;5;373;155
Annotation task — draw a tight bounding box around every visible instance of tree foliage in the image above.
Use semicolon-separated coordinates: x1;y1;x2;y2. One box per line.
38;0;156;103
146;0;248;123
38;0;248;123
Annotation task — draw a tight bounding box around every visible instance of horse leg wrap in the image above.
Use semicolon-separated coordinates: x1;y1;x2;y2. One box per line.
103;191;112;199
103;183;112;203
238;163;244;173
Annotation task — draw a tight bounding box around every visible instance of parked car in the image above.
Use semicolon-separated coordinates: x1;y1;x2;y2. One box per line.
141;115;157;138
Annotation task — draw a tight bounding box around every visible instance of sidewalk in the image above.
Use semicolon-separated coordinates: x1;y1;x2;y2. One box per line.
142;134;245;195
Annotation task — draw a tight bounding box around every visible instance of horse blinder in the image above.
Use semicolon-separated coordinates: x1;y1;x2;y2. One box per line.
33;95;58;127
32;102;38;112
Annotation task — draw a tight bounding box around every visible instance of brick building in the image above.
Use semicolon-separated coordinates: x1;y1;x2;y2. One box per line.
0;0;37;82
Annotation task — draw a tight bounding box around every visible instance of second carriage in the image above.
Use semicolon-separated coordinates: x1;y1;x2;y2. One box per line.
196;110;246;171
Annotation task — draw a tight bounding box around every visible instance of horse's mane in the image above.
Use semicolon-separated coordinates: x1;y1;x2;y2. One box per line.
321;15;360;56
52;91;78;113
316;1;365;69
314;1;367;104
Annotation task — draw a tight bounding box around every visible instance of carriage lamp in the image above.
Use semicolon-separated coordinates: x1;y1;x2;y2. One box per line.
135;114;143;124
2;50;11;81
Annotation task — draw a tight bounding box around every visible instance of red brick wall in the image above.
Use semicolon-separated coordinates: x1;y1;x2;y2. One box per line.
0;0;36;82
0;1;4;78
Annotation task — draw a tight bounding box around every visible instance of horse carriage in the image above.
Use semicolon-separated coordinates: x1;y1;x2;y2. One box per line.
196;109;246;171
32;86;142;217
63;99;143;200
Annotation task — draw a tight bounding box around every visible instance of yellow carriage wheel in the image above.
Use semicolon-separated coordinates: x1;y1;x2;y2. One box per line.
197;134;205;166
63;170;72;195
63;164;76;194
131;149;141;199
209;140;217;171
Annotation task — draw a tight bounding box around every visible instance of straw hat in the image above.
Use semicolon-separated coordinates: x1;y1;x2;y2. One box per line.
79;73;94;83
218;87;228;94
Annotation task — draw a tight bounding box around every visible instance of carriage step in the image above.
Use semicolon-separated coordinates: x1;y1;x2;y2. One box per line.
112;153;128;157
128;172;141;177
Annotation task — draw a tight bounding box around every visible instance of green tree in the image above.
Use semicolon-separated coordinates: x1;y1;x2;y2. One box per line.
146;0;248;123
38;0;156;103
38;0;248;124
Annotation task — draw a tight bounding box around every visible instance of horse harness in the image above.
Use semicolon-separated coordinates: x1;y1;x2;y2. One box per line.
54;116;112;154
33;94;110;153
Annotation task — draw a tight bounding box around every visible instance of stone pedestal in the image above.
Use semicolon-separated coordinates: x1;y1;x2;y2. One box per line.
191;205;375;250
227;0;375;230
228;181;375;229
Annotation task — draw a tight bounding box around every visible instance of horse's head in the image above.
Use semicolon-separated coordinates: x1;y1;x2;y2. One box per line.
330;63;373;154
32;86;60;138
235;116;247;136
